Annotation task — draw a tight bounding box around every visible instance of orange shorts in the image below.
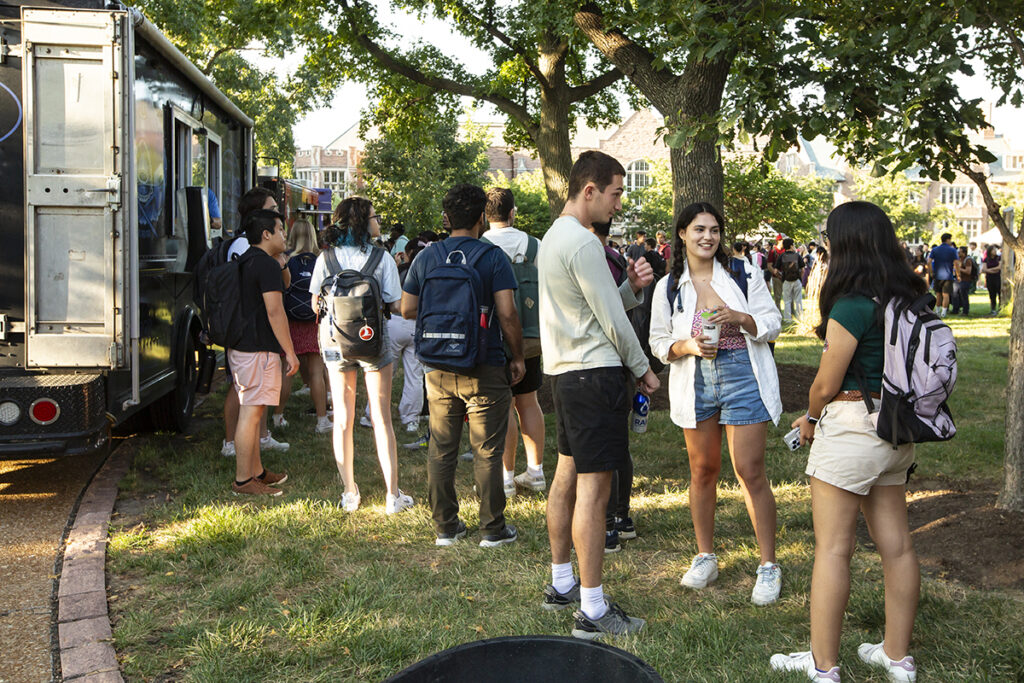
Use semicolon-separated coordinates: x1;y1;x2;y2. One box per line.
227;350;282;406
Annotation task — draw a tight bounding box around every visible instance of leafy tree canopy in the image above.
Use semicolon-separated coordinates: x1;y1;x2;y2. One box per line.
484;170;550;238
360;115;490;234
315;0;628;215
851;169;955;244
626;157;833;245
130;0;342;175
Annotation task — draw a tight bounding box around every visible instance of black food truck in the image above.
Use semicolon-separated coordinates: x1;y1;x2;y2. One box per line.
0;1;255;454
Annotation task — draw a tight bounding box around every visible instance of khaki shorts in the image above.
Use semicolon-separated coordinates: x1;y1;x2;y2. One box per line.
227;350;282;406
806;400;915;495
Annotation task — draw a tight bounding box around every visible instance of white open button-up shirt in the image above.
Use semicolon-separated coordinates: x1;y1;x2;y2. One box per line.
649;258;783;429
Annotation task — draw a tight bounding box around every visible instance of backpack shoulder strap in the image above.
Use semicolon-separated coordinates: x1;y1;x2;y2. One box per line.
360;246;385;278
324;247;342;276
525;236;539;262
464;240;496;268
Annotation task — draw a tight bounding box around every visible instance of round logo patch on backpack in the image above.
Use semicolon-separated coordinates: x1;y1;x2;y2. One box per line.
359;325;375;341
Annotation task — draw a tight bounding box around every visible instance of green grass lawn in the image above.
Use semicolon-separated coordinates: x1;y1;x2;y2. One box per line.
107;308;1023;681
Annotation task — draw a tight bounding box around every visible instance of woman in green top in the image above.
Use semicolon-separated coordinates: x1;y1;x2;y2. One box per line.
771;202;928;682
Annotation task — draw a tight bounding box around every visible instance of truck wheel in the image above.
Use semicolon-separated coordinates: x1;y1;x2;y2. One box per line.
149;332;198;432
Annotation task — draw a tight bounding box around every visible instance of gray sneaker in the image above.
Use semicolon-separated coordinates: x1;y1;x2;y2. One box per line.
571;600;645;640
542;581;580;611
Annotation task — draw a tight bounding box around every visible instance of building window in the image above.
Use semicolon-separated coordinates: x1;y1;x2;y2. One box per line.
1005;154;1024;171
939;185;975;206
323;170;347;195
625;160;651;195
958;219;982;240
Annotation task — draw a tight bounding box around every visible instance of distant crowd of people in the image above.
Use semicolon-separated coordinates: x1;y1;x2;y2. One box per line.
201;151;944;681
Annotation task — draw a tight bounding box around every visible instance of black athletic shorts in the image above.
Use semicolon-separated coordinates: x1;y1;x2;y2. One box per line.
511;355;543;395
934;279;953;296
551;367;631;473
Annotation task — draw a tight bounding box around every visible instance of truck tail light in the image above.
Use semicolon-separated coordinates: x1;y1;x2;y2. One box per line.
29;398;60;425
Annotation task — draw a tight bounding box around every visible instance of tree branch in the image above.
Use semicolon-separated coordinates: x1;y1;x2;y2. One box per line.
203;46;241;74
568;67;623;102
573;2;681;110
445;0;549;88
964;167;1022;250
338;0;537;138
986;9;1024;69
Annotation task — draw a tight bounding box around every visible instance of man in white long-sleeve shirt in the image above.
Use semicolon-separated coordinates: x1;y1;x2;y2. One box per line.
537;150;660;640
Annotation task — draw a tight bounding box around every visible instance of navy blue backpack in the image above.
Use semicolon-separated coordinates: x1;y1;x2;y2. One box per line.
414;240;497;370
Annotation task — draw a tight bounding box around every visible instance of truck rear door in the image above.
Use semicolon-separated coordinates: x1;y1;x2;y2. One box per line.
22;8;129;369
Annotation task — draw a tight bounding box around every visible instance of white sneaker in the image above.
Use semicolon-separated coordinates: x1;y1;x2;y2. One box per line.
858;642;916;682
385;489;415;514
260;433;290;452
751;562;782;605
359;415;373;428
458;450;474;462
221;440;235;458
680;553;718;589
271;413;288;429
504;479;516;498
769;651;840;681
341;488;360;512
293;385;310;396
315;417;333;434
404;420;419;433
514;469;547;491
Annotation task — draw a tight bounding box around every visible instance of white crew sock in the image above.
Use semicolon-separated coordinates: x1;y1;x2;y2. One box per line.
503;469;515;485
527;464;543;478
580;585;607;620
551;562;575;594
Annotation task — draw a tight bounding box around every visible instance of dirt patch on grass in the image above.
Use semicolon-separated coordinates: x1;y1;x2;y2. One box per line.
857;478;1024;591
535;363;817;414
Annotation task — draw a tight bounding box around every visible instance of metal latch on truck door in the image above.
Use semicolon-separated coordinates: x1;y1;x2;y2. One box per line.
83;177;122;209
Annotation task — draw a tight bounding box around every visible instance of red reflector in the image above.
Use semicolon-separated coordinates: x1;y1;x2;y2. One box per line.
31;399;58;424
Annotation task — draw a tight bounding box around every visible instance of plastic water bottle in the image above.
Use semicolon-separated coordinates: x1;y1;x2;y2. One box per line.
631;392;650;433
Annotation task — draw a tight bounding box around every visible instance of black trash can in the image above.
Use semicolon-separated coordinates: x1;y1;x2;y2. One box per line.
385;635;663;682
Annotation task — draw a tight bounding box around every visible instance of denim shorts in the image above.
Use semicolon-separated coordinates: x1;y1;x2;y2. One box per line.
693;347;771;425
319;320;393;372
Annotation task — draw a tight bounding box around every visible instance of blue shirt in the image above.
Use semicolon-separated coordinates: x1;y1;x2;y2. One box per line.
929;243;958;281
403;236;517;368
206;188;221;219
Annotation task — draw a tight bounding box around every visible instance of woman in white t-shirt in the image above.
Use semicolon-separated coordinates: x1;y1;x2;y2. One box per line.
309;197;413;515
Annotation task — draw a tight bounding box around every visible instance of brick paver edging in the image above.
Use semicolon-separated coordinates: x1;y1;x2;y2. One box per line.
56;445;131;683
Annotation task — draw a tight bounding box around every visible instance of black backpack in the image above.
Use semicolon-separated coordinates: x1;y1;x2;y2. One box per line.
778;251;802;282
201;249;253;349
320;247;387;360
193;235;243;319
284;252;318;321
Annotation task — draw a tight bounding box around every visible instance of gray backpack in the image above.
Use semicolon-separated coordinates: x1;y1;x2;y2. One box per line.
853;295;957;446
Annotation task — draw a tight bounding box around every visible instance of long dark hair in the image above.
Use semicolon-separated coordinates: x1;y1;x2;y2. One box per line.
327;196;374;248
815;201;927;340
670;202;730;291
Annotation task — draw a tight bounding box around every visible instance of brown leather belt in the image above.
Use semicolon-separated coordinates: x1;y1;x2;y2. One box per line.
832;390;881;402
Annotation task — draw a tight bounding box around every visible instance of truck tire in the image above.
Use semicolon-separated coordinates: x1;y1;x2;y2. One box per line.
149;332;198;432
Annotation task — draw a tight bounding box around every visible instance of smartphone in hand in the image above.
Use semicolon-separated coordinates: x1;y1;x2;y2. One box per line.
783;426;803;451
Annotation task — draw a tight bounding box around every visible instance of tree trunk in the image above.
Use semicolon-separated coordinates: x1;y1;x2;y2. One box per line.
998;243;1024;511
572;4;731;221
665;55;732;217
536;75;572;219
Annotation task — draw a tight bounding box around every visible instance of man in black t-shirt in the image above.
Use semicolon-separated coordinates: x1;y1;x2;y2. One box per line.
228;210;299;496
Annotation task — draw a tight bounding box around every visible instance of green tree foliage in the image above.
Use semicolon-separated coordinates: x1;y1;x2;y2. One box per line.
361;116;489;234
320;0;627;217
724;158;834;244
851;170;954;244
484;170;550;238
129;0;340;175
626;158;833;244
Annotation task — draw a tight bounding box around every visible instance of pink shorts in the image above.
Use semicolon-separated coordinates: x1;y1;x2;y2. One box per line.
227;350;282;406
